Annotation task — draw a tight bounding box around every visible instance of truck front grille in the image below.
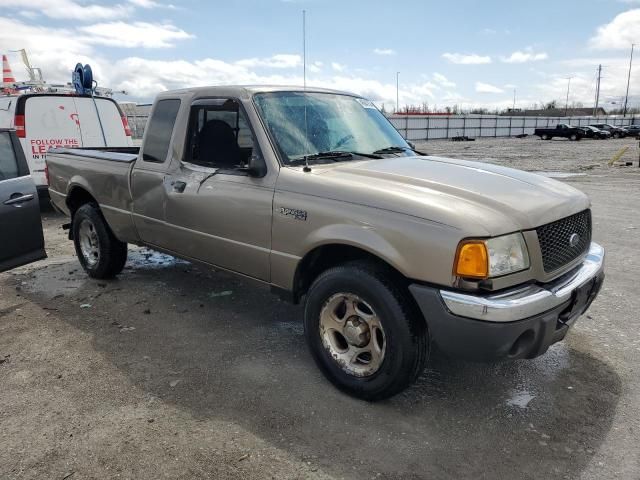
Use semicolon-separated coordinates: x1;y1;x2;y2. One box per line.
536;210;592;273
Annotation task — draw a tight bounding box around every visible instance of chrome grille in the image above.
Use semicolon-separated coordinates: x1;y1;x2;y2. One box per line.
536;210;592;273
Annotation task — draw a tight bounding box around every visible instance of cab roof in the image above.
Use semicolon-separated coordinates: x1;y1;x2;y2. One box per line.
155;85;360;100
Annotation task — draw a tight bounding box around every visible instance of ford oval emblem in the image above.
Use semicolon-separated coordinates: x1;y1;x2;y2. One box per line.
569;233;580;248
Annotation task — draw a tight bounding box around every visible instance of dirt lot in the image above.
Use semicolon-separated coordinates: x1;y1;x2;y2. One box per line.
1;136;639;479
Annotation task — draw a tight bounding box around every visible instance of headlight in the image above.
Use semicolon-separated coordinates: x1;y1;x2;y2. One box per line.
455;233;530;279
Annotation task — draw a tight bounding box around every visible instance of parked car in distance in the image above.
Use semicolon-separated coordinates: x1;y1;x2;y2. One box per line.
580;126;611;140
534;124;584;141
589;124;627;138
0;128;46;272
0;93;133;200
623;124;640;137
46;86;605;400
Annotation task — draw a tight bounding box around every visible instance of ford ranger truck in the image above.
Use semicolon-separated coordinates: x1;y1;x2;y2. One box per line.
46;87;605;400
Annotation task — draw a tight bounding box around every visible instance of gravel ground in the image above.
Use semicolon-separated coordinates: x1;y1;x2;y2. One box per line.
1;138;639;479
415;136;640;173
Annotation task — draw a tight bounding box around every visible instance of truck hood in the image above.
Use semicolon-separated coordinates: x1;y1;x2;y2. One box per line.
282;155;590;236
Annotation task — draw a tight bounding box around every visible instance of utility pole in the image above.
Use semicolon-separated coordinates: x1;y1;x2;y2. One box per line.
564;76;573;117
512;88;516;112
623;44;635;117
396;71;400;113
593;64;602;117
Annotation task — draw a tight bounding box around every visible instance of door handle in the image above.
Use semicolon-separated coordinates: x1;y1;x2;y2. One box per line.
3;193;35;206
171;181;187;193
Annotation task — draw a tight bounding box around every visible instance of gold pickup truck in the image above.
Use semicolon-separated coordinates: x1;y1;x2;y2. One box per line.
46;86;605;400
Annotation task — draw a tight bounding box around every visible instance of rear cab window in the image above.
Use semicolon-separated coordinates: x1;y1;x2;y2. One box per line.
142;99;181;163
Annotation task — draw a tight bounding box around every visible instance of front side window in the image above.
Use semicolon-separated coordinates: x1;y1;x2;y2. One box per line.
142;99;181;163
184;99;254;168
0;132;19;181
253;92;410;165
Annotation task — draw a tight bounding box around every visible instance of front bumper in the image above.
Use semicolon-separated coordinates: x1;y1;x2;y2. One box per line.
409;242;605;361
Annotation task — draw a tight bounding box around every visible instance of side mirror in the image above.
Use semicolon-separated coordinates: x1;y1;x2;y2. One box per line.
247;153;267;178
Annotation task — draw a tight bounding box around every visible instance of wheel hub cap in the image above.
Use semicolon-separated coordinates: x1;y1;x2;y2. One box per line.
343;317;370;347
319;293;386;377
78;219;100;267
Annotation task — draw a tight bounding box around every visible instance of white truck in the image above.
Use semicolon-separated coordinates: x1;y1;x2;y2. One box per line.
0;93;133;199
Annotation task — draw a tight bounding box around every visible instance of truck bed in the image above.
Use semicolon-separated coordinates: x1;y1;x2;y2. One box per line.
47;148;138;243
50;147;139;163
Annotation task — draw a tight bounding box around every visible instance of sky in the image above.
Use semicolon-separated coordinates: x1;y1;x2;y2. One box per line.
0;0;639;111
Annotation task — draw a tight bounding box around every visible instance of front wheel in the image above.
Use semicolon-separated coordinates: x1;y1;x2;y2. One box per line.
72;203;128;279
303;262;428;401
613;132;620;139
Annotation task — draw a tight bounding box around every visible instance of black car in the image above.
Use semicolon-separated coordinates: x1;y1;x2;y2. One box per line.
0;128;46;272
589;123;627;138
580;126;611;139
624;125;640;137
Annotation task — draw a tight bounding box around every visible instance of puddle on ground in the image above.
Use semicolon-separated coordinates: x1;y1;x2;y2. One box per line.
506;390;536;409
127;248;189;270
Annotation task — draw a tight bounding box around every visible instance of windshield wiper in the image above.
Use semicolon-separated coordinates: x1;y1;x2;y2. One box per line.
373;145;427;156
290;150;382;164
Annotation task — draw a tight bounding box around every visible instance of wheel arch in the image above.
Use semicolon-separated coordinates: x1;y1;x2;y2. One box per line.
291;242;409;304
66;182;98;215
65;184;99;239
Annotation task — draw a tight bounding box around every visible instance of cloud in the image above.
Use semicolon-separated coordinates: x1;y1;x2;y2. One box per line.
590;9;640;49
127;0;176;8
0;0;131;20
475;82;504;93
308;61;323;73
331;62;346;72
442;53;492;64
501;49;548;63
432;72;456;88
236;54;302;69
373;48;396;56
79;22;193;48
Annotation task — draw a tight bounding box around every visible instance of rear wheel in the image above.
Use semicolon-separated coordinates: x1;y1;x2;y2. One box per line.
303;261;428;401
569;134;579;141
72;203;127;279
541;134;550;140
613;132;620;139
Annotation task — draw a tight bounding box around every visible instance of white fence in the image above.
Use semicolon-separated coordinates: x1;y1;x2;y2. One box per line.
124;112;638;141
387;115;638;141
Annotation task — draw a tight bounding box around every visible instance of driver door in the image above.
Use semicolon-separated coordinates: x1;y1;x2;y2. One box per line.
0;129;46;272
162;98;275;281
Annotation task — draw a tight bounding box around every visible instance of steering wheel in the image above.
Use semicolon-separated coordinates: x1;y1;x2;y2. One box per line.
332;134;354;150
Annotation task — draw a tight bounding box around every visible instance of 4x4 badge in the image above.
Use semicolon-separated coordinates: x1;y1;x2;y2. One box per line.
279;207;307;221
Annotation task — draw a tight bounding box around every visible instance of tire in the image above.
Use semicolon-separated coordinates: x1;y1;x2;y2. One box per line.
303;261;428;401
72;203;127;279
569;134;578;141
541;134;550;140
613;132;620;139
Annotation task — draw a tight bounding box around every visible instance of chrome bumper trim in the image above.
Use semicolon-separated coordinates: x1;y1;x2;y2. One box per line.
440;242;605;322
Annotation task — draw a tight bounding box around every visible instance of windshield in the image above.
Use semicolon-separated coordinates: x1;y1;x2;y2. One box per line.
253;91;411;164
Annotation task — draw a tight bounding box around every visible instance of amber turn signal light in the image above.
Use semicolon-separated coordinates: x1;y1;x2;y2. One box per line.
455;241;489;279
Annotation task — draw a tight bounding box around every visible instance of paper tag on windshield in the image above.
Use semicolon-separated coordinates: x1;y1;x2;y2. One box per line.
356;98;376;109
